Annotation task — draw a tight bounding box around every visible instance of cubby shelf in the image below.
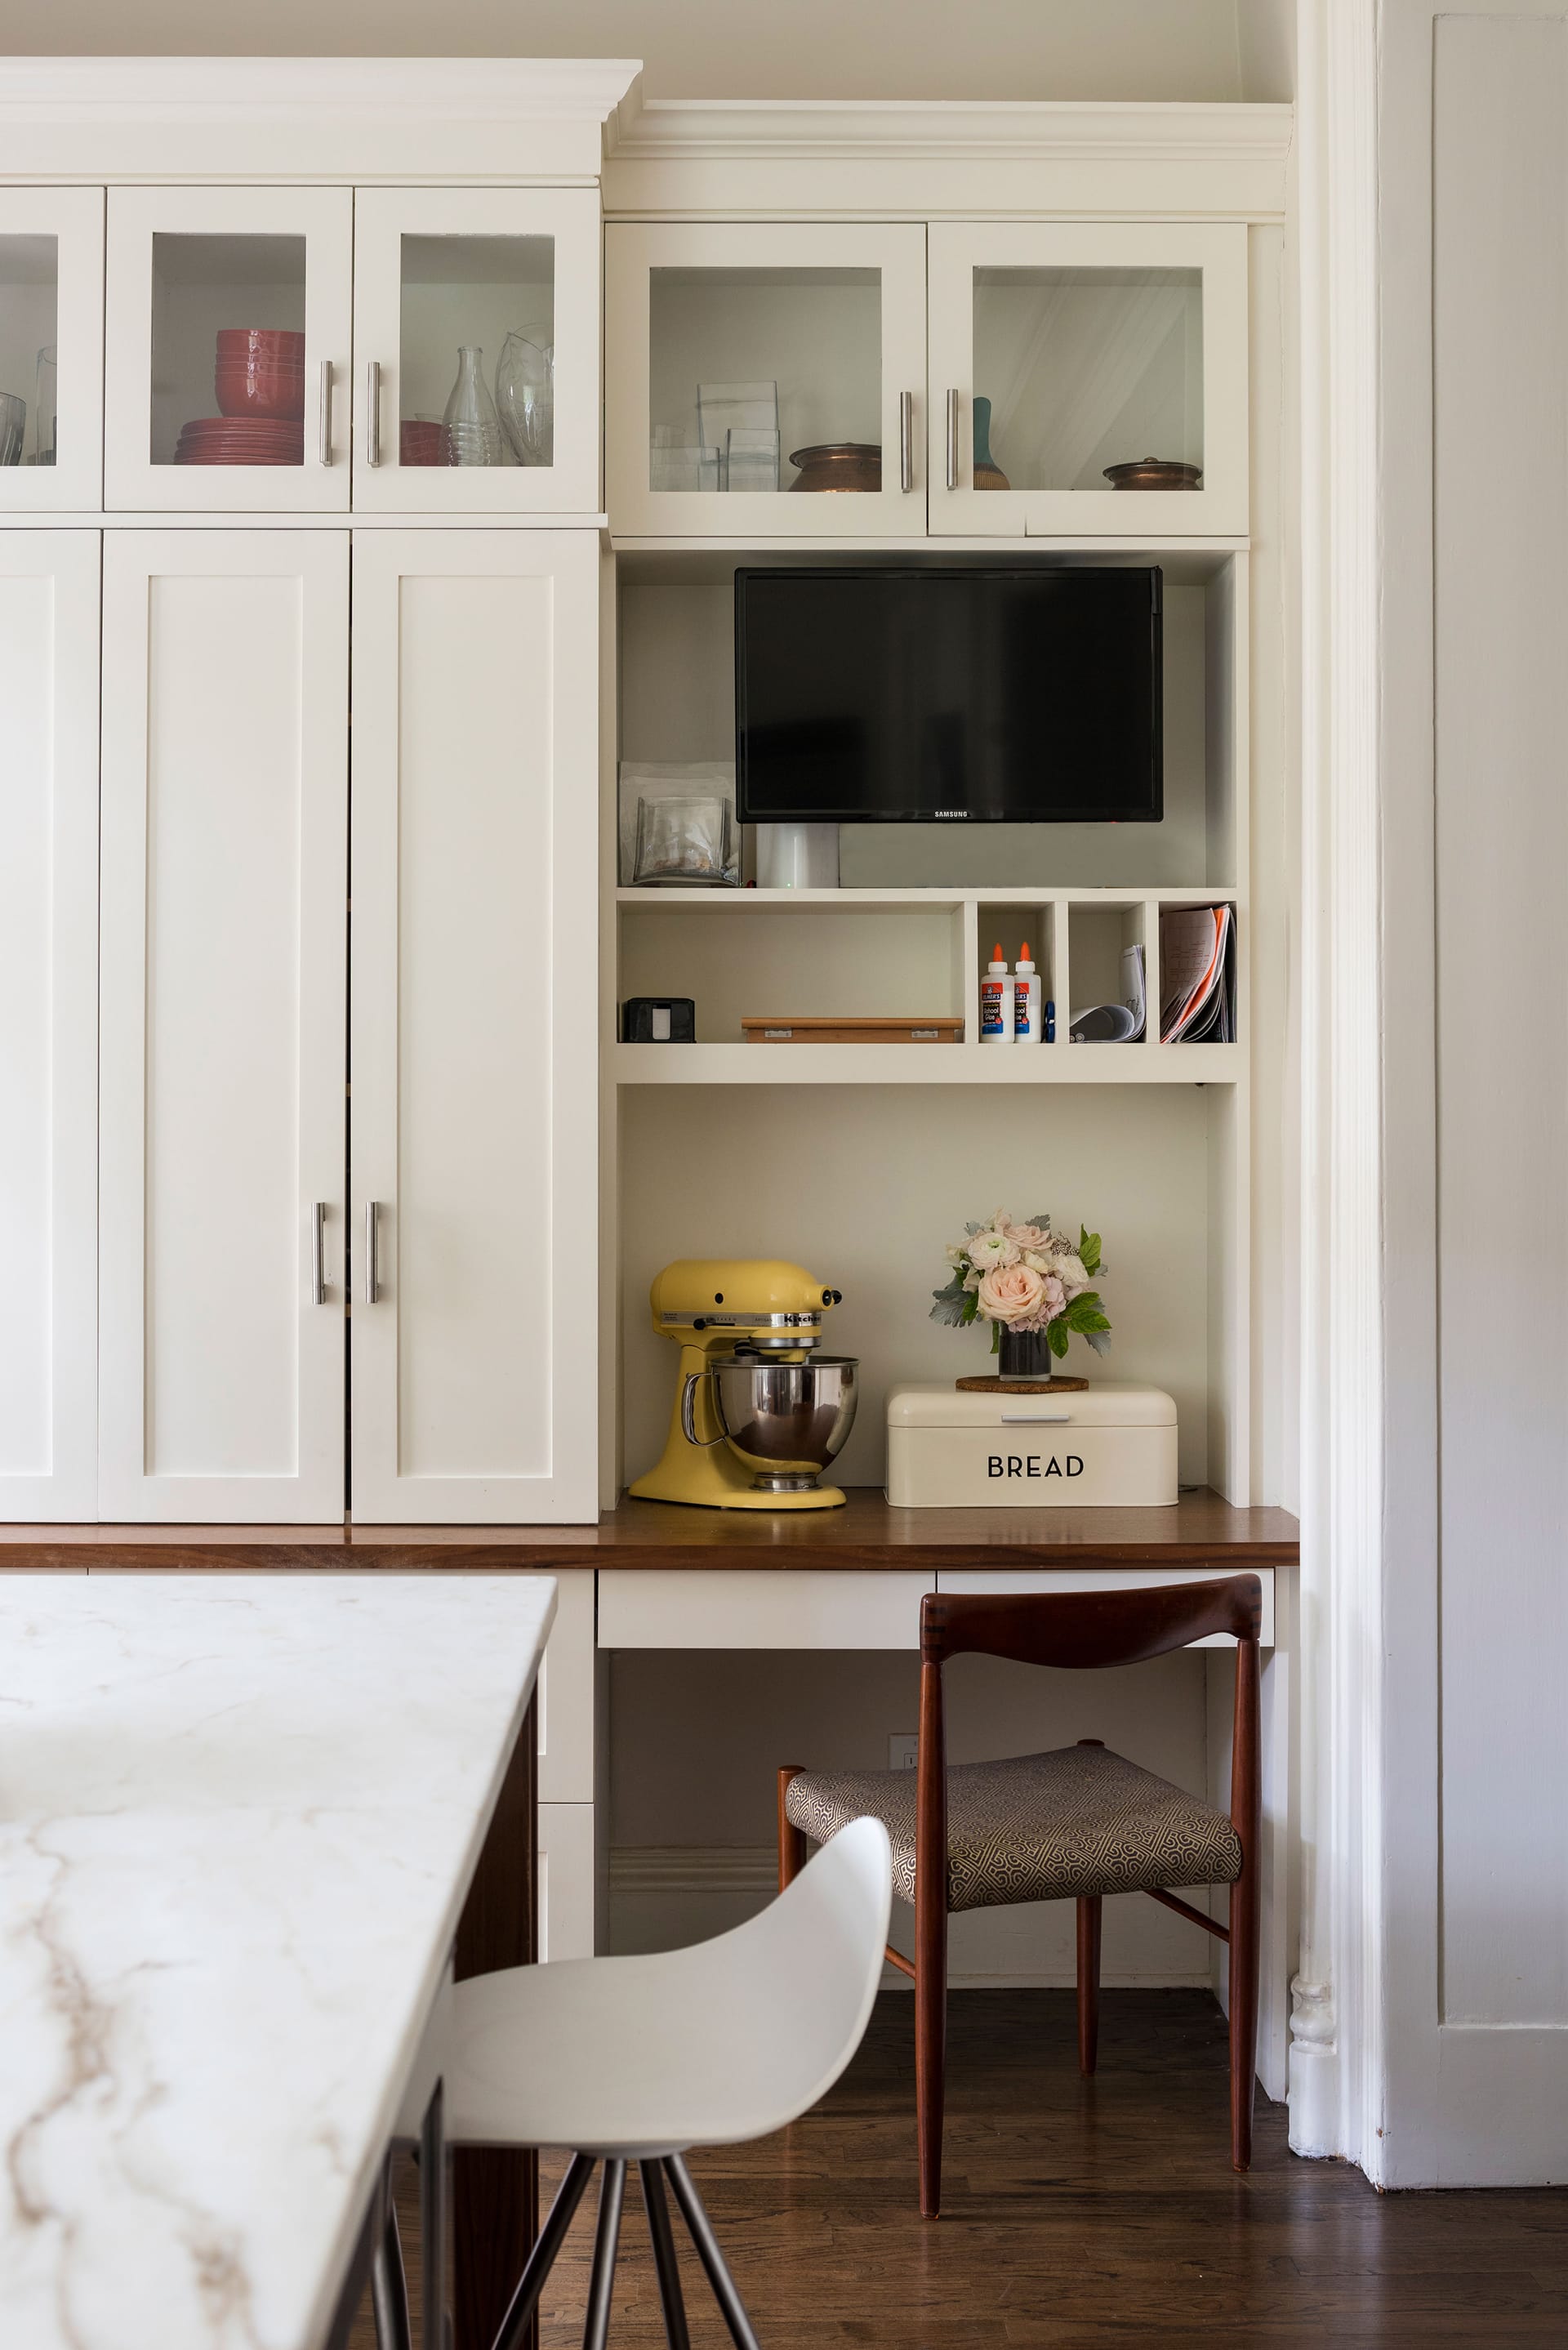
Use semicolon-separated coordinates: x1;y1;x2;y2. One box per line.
612;1041;1241;1085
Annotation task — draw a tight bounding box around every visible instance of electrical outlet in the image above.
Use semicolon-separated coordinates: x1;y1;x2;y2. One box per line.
888;1732;919;1772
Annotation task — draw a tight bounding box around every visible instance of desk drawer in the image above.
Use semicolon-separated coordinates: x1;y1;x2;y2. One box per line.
597;1568;928;1650
936;1566;1274;1648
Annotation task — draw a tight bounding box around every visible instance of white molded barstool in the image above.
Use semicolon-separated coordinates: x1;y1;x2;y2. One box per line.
394;1816;892;2350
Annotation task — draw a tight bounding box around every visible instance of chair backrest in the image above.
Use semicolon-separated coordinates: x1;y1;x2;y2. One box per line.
921;1574;1263;1671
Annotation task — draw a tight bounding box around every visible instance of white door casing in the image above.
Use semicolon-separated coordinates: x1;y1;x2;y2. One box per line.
0;533;100;1519
98;532;349;1521
350;530;599;1523
104;185;352;512
352;187;602;515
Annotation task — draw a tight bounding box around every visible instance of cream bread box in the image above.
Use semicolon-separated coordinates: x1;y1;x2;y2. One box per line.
885;1381;1178;1508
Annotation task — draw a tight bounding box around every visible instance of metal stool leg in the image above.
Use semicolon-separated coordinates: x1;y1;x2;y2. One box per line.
663;2153;763;2350
370;2166;413;2350
639;2160;692;2350
491;2152;597;2350
582;2160;627;2350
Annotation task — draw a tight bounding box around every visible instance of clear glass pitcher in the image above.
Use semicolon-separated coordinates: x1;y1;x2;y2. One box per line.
495;326;554;466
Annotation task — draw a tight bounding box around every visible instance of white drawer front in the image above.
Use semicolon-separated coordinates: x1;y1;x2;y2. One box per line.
596;1568;928;1651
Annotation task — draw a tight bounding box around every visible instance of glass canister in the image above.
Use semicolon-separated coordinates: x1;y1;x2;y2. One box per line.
442;346;502;466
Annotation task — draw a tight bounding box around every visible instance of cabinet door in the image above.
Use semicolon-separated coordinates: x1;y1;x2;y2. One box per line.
352;189;600;515
350;531;599;1523
927;221;1249;536
105;188;352;511
99;533;348;1520
0;535;99;1519
605;221;928;537
0;188;104;511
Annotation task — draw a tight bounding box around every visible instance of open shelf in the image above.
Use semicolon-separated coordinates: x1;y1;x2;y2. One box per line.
612;1041;1241;1085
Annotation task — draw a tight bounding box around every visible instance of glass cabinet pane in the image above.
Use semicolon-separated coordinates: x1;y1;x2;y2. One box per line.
971;265;1203;495
648;267;882;494
150;233;306;469
0;234;58;470
398;234;555;470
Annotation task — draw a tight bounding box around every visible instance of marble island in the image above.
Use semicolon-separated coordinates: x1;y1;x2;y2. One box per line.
0;1573;556;2350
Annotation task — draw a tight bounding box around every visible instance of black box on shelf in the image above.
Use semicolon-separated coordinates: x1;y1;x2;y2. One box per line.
621;997;696;1043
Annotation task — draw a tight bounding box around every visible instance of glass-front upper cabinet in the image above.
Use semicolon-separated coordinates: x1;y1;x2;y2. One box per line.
0;189;103;511
105;187;351;511
605;224;928;537
927;224;1249;536
352;189;599;514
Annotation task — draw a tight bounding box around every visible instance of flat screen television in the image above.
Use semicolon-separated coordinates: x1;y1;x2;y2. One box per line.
734;565;1162;825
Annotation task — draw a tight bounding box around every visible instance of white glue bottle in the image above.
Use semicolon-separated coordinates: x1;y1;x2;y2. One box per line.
980;943;1013;1044
1013;939;1043;1044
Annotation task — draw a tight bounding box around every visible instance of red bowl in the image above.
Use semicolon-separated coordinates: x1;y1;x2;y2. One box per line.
215;368;305;422
216;328;305;359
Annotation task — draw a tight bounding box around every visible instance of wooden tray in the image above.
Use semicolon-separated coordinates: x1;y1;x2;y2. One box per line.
742;1015;964;1044
954;1375;1090;1394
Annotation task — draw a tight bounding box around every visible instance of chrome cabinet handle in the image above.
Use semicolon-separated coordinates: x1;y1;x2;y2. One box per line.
946;389;960;491
900;390;913;493
318;359;333;467
1000;1412;1071;1425
310;1202;327;1305
366;361;381;467
364;1202;380;1304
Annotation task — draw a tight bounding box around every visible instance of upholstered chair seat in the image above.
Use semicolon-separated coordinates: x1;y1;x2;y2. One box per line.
785;1744;1241;1915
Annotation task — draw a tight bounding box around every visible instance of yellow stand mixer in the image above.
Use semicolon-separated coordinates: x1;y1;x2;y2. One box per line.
630;1259;858;1510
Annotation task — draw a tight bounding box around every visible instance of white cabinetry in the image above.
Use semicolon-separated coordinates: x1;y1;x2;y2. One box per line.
0;533;100;1519
349;531;599;1523
0;189;104;512
104;187;353;511
98;533;350;1520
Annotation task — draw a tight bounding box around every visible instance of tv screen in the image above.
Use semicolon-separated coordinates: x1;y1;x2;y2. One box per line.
734;566;1162;825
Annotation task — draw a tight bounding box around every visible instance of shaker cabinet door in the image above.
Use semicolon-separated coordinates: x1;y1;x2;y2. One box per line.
0;187;104;512
350;530;599;1522
0;534;100;1520
98;533;349;1520
351;187;601;515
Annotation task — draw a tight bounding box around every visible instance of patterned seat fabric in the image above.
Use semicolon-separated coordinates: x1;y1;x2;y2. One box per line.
785;1745;1241;1915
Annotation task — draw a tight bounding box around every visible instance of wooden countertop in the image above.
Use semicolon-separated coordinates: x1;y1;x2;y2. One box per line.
0;1489;1298;1572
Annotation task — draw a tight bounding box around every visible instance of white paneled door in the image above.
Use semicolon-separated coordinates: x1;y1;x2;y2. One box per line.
0;534;100;1519
350;530;599;1522
0;188;105;512
99;533;349;1520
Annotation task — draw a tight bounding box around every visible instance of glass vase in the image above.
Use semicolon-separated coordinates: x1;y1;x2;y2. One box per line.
441;346;502;467
998;1327;1055;1380
496;326;554;466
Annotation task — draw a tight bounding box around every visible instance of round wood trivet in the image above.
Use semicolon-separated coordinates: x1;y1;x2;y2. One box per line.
954;1374;1089;1394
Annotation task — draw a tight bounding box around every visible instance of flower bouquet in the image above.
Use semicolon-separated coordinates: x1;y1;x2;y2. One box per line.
930;1208;1111;1376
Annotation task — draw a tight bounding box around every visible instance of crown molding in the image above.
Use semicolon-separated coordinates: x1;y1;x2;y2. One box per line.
604;96;1294;167
0;56;644;124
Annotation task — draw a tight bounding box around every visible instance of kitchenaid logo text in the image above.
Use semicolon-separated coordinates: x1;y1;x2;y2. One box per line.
988;1455;1085;1479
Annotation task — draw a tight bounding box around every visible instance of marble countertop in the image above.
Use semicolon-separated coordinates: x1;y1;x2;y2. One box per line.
0;1572;556;2350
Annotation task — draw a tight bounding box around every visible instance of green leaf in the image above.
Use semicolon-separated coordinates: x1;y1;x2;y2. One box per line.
1079;1225;1102;1275
1083;1328;1111;1358
960;1292;979;1325
929;1276;970;1328
1047;1319;1071;1359
990;1318;1002;1354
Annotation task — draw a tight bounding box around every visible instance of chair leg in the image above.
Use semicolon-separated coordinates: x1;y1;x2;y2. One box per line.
915;1870;947;2220
1076;1896;1102;2077
639;2159;692;2350
490;2151;597;2350
663;2152;763;2350
1229;1862;1261;2173
370;2171;413;2350
777;1764;808;1890
582;2160;627;2350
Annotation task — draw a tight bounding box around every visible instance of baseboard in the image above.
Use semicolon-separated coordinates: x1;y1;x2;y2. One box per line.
608;1845;1215;1989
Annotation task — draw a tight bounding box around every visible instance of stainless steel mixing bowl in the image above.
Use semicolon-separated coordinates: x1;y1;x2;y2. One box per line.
692;1353;859;1492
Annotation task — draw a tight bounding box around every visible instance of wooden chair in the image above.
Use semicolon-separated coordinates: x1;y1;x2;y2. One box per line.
777;1575;1262;2219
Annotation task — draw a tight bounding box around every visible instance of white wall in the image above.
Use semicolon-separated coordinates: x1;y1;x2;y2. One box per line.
7;1;1295;100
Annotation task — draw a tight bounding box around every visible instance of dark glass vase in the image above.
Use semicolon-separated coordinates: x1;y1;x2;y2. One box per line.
999;1327;1055;1380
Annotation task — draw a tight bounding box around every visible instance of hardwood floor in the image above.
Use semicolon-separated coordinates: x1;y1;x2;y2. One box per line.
354;1990;1568;2348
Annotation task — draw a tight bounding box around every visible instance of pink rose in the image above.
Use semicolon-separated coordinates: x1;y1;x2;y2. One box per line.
1013;1273;1068;1332
1005;1222;1051;1252
977;1261;1047;1325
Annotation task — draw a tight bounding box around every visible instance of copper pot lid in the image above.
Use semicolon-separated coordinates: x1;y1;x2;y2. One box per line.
788;440;882;490
1104;456;1203;490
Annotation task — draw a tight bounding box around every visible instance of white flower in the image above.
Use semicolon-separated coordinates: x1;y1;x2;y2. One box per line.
968;1226;1019;1273
1052;1251;1090;1294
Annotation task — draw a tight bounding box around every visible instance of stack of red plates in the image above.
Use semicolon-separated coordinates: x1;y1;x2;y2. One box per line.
215;328;305;421
175;416;305;466
400;418;444;466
